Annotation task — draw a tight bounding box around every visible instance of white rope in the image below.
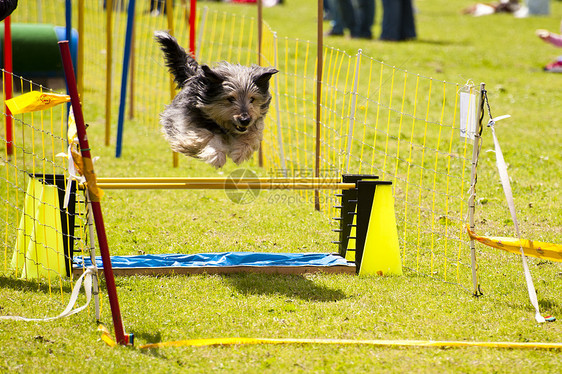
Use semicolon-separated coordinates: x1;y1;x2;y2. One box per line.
0;267;95;322
62;144;85;209
488;117;545;323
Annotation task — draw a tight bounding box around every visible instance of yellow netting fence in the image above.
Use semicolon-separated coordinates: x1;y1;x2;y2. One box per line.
3;1;481;292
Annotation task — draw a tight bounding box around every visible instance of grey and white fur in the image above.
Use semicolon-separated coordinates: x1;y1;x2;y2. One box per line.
154;31;278;168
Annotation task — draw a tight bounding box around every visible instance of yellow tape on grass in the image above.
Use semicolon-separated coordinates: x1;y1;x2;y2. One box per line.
138;337;562;350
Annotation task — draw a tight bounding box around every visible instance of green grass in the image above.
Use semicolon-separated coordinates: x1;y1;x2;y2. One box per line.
1;0;562;372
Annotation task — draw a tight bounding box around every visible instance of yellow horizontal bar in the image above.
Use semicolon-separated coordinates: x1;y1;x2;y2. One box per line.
97;177;342;184
97;182;356;190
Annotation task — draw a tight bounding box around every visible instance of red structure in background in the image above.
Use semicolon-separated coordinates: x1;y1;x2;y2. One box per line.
189;0;196;58
4;16;13;158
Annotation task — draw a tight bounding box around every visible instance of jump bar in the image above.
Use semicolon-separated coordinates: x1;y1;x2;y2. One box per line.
96;177;356;190
97;177;342;183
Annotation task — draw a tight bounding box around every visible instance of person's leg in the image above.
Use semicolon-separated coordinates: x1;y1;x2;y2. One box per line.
327;0;345;35
400;0;416;40
380;0;401;40
353;0;375;39
339;0;357;36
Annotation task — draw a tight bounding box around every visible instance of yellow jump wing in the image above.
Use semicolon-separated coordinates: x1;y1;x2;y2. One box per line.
5;91;70;114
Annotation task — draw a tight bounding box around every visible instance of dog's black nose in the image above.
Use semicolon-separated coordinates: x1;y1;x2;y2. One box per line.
239;114;251;126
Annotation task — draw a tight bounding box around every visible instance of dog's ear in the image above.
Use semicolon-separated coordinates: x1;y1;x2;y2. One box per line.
201;65;225;85
254;68;278;93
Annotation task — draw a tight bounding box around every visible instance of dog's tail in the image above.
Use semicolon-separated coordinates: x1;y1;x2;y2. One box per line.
154;31;198;89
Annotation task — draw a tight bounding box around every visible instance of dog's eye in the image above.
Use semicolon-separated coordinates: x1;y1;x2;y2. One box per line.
227;97;236;103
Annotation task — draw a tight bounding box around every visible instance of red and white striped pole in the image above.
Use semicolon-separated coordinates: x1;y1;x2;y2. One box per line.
58;40;131;346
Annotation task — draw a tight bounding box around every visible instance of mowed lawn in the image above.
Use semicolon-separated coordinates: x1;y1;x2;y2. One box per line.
1;0;562;373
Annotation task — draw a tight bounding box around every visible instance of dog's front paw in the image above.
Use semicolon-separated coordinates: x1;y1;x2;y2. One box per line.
230;143;258;165
198;147;227;168
209;153;227;168
230;150;250;165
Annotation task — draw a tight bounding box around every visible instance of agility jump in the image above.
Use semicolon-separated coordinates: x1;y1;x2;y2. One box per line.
75;174;400;278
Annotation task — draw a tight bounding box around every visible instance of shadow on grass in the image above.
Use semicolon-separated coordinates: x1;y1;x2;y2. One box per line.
496;295;560;317
222;273;347;302
0;274;74;294
133;330;169;358
539;298;559;312
413;38;461;46
133;330;163;344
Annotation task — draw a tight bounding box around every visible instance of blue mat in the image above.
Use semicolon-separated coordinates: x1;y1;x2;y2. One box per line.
74;252;351;269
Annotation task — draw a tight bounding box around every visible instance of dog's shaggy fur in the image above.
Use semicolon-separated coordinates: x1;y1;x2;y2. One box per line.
155;31;278;168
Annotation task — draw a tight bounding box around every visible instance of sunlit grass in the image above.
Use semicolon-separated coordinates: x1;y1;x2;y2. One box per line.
1;0;561;372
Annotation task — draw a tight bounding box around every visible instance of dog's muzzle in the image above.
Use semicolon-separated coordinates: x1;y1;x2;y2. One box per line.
234;113;252;133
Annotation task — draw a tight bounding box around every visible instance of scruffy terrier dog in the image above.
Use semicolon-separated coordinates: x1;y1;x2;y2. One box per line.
154;31;278;168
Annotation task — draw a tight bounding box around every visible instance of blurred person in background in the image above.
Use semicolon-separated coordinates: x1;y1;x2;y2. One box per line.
380;0;416;41
537;21;562;72
326;0;376;39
